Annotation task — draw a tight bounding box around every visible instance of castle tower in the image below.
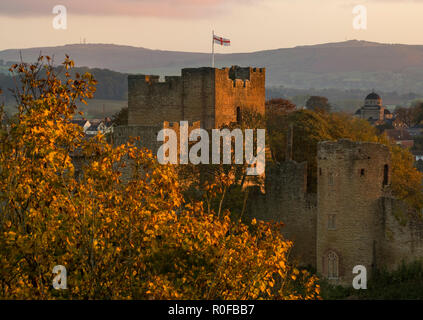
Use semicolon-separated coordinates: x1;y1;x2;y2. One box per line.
127;66;265;130
316;139;390;285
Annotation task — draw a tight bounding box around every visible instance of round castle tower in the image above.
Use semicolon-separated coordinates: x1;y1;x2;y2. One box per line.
316;139;390;285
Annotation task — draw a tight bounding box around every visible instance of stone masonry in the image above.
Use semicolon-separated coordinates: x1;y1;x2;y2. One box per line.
127;66;265;129
317;140;391;284
248;139;423;285
246;161;317;267
115;66;423;286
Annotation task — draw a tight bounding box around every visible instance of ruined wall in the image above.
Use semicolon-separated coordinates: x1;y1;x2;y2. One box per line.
247;161;317;267
316;139;390;285
113;121;200;154
246;139;423;285
379;198;423;270
113;124;164;153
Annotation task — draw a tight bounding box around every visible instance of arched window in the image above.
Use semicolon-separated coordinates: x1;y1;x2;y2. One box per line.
327;251;339;279
236;107;241;123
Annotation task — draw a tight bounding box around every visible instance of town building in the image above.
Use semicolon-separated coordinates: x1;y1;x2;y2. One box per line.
354;92;393;125
384;128;414;149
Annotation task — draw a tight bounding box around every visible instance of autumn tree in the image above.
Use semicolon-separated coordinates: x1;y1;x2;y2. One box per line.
266;98;296;115
411;102;423;126
394;106;414;128
111;106;128;126
179;109;266;221
306;96;332;113
0;57;320;300
395;102;423;128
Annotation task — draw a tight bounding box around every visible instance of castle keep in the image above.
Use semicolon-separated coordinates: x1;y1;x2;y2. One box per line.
115;66;423;286
127;66;265;129
114;66;265;153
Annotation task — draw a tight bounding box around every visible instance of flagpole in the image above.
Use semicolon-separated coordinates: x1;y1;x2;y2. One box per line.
212;30;215;68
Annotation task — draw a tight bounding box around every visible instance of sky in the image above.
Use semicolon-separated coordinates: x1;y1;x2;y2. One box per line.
0;0;423;52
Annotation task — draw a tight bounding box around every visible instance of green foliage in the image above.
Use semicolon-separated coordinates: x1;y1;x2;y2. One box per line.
267;109;377;192
306;96;332;113
321;261;423;300
389;144;423;211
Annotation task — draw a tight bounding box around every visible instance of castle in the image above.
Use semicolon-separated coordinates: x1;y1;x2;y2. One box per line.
248;139;423;284
114;65;265;152
114;66;423;286
127;66;265;128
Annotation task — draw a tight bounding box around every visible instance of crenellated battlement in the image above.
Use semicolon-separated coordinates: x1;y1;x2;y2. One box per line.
129;65;265;90
127;65;265;128
318;139;390;161
163;120;201;130
128;74;183;91
232;78;250;88
128;74;160;84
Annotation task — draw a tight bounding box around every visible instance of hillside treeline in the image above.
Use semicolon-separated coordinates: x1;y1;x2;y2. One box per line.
0;66;128;102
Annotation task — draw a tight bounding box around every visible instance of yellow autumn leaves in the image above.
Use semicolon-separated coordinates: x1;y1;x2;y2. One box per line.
0;56;320;300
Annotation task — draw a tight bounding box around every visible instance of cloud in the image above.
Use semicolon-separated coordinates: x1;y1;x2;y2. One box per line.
0;0;256;18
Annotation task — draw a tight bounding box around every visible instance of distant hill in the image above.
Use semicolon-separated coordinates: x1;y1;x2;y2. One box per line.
2;40;423;93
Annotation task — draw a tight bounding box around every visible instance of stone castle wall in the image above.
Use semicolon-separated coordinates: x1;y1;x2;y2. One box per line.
113;124;164;152
246;139;423;285
118;65;423;286
379;198;423;270
113;121;201;153
247;161;317;267
127;66;265;129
